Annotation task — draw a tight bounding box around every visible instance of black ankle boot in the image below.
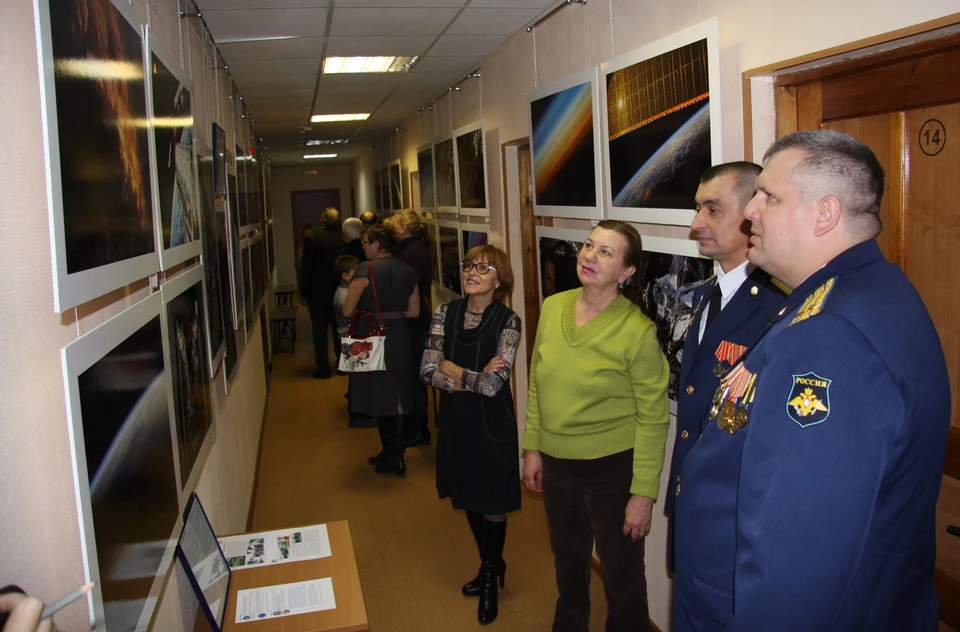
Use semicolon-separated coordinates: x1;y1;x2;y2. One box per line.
374;415;406;477
368;415;390;465
478;519;507;625
463;514;506;597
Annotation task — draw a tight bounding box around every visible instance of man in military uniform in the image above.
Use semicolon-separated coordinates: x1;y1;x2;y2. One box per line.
666;162;786;574
673;129;950;630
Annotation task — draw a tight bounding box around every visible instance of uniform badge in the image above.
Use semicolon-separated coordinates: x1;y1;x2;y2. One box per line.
715;340;746;365
786;372;831;427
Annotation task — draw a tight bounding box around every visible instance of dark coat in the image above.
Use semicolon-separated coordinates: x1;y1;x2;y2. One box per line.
300;226;344;303
672;241;951;631
395;236;433;331
339;238;365;262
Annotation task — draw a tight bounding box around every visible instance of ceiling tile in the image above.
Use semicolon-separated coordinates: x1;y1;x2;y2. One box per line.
203;8;327;41
330;8;460;36
228;58;321;78
468;0;555;7
236;73;317;89
312;94;388;113
334;0;466;6
198;0;327;8
399;70;463;87
219;37;325;61
446;7;543;35
429;34;509;56
411;55;482;73
324;35;435;57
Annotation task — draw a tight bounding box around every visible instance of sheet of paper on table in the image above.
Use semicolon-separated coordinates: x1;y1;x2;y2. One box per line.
219;524;331;569
235;577;336;623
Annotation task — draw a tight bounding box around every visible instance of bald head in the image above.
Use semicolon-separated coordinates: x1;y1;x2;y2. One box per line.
321;207;340;229
359;210;377;226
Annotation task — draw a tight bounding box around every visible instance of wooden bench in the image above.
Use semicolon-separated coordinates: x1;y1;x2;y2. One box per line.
271;305;298;354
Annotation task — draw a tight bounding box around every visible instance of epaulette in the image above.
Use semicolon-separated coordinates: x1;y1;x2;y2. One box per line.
790;277;836;325
770;276;791;295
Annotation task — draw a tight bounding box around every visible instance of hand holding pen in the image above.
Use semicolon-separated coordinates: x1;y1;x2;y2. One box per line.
0;583;93;631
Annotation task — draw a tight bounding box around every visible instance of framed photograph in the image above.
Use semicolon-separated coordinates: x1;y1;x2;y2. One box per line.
175;494;230;632
535;226;589;303
528;67;604;219
263;157;274;221
454;121;489;217
62;292;180;631
379;166;391;215
433;136;457;214
600;18;721;225
633;236;711;411
36;0;158;312
437;220;462;295
225;165;245;329
212;123;227;196
460;222;490;258
423;217;441;286
267;221;276;274
195;144;226;375
373;169;383;214
417;143;435;213
160;266;214;500
389;159;403;211
249;232;265;310
146;30;201;270
241;238;254;339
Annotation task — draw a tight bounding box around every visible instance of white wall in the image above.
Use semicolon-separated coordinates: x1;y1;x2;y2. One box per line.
364;1;960;628
271;165;353;287
0;0;269;629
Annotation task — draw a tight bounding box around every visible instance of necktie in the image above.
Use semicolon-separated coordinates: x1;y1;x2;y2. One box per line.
704;281;722;330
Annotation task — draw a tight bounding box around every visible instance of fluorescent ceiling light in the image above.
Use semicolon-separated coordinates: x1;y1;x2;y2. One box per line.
304;154;337;159
306;139;349;145
322;56;415;74
310;113;369;123
217;35;300;44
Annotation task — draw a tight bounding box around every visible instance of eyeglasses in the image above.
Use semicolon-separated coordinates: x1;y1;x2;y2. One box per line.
361;240;372;246
461;261;497;275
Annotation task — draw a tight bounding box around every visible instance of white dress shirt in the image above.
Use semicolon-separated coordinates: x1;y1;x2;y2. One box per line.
697;260;751;343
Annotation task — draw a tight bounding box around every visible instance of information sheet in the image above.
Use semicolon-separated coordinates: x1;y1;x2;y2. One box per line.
218;524;331;569
235;577;336;623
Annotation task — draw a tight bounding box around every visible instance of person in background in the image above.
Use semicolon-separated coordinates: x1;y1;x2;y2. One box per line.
301;208;344;379
421;245;520;626
342;224;420;477
295;223;317;292
333;255;374;429
523;220;669;632
666;162;787;573
359;210;378;227
340;217;365;262
540;240;579;298
392;209;434;446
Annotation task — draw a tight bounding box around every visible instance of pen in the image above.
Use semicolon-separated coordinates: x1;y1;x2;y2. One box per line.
39;583;95;620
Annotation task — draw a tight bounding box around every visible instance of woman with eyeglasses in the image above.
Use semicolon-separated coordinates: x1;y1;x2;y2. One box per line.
342;224;421;477
523;220;669;631
420;245;521;626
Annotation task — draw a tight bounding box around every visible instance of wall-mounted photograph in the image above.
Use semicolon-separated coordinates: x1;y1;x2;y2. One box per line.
423;218;441;286
434;137;457;214
213;123;227;195
148;32;200;270
601;19;721;225
535;226;588;303
455;122;488;217
390;160;403;211
460;223;489;258
37;0;158;311
242;239;254;338
438;221;461;295
160;267;213;497
417;144;435;213
62;294;179;632
380;166;391;214
226;167;245;330
528;68;603;219
195;145;226;375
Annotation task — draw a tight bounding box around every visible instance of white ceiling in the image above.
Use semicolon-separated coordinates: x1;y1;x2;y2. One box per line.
196;0;556;166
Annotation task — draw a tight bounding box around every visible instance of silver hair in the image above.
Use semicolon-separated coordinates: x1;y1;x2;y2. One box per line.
342;217;362;241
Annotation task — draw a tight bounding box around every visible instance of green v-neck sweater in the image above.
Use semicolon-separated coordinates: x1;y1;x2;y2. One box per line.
523;289;670;500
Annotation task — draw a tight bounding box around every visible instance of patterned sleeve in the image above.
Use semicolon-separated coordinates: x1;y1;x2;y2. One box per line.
420;303;458;393
463;314;522;397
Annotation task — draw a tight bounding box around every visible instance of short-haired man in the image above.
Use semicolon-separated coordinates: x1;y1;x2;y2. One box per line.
674;130;950;630
666;162;787;576
359;210;377;227
301;207;344;378
340;217;365;262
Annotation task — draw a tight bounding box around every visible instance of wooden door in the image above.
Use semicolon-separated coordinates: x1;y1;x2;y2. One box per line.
775;40;960;630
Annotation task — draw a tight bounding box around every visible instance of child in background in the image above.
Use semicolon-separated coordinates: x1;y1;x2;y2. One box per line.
333;256;376;428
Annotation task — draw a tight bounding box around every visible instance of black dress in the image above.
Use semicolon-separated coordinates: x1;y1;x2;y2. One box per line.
350;257;418;418
425;299;522;515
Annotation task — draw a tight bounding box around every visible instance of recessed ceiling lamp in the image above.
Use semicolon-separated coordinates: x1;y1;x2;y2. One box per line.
304;154;337;159
306;139;349;145
310;113;369;123
322;56;416;74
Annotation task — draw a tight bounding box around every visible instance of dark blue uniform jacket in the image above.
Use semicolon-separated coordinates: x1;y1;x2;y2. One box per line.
666;266;787;571
673;240;951;631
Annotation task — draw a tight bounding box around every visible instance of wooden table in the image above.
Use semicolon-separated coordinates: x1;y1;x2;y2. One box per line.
274;284;297;307
271;306;298;354
221;521;368;632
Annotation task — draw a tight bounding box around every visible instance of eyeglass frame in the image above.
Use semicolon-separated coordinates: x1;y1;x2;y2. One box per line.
461;261;497;275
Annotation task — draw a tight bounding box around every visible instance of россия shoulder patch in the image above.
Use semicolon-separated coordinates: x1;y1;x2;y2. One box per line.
786;372;831;428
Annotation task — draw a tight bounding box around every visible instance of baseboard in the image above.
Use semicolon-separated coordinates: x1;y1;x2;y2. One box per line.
246;391;271;531
591;554;663;632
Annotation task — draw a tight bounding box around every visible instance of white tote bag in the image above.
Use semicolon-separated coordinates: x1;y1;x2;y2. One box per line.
338;262;387;373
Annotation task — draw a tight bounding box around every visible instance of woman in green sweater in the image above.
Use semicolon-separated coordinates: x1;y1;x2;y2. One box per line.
522;220;669;631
